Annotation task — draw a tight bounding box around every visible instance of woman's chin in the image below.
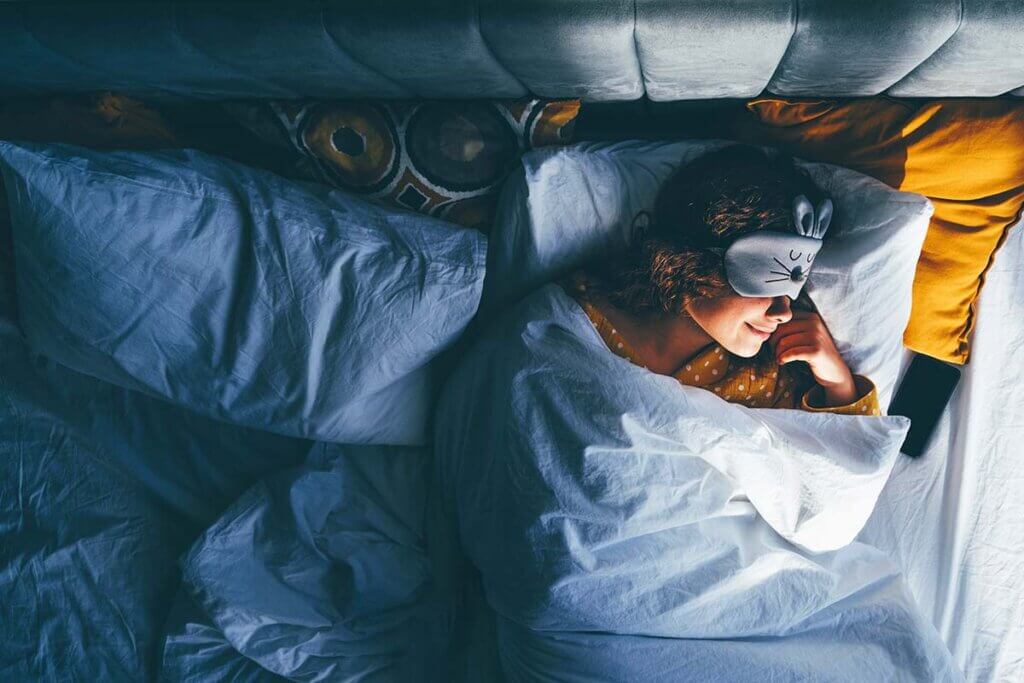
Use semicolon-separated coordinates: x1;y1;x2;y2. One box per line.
720;338;762;358
743;335;772;357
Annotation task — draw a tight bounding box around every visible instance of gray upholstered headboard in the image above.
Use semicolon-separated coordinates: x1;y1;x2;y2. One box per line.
1;0;1022;101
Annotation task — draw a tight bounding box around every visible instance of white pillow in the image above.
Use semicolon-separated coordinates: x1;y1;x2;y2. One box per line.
484;140;932;407
0;142;487;447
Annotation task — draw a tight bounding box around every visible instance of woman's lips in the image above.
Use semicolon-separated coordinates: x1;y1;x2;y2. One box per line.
746;323;774;340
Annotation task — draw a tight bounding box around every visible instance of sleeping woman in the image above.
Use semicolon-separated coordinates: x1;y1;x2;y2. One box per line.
433;144;954;681
565;144;881;416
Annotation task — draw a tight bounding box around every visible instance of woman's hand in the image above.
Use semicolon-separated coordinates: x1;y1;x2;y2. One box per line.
769;310;858;406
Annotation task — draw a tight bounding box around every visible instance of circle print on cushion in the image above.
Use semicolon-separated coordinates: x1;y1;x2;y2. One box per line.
299;102;400;194
525;100;580;147
405;102;519;194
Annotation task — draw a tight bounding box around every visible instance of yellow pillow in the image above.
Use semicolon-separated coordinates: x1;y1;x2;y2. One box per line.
734;98;1024;364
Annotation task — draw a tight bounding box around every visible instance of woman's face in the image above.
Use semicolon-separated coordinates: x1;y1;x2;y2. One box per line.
686;290;793;358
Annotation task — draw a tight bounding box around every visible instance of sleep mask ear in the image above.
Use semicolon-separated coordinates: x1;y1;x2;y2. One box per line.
722;195;833;299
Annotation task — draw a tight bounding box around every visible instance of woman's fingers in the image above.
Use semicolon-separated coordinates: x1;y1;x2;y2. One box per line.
770;324;817;349
777;345;820;365
774;318;818;334
770;315;823;339
774;314;828;339
772;329;821;356
770;310;853;385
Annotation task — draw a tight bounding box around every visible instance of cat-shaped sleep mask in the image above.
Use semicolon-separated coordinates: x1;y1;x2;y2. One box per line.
721;194;833;299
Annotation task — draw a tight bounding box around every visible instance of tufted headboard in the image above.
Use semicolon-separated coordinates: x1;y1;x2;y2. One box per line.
1;0;1023;101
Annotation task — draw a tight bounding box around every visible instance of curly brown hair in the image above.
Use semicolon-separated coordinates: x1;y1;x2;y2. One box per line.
590;144;827;316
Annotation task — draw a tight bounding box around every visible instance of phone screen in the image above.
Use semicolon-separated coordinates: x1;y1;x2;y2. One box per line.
887;353;962;458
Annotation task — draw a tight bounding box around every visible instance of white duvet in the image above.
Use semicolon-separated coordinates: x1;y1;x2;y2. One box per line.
433;283;962;681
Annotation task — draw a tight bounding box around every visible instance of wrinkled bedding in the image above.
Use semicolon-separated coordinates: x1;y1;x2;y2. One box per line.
432;284;960;682
2;215;963;682
859;219;1024;682
0;213;314;680
5;141;1009;681
165;282;961;682
166;440;503;683
0;142;486;448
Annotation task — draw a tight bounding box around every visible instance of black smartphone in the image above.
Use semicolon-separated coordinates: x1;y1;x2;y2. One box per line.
887;353;962;458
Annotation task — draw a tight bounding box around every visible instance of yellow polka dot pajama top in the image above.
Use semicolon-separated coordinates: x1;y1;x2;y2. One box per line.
565;273;881;417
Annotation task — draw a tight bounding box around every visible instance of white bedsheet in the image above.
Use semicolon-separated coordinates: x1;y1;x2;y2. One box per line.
860;218;1024;683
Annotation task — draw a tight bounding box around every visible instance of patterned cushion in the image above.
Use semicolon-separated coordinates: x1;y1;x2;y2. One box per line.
233;99;579;231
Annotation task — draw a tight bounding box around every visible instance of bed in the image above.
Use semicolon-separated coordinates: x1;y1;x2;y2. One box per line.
1;2;1023;681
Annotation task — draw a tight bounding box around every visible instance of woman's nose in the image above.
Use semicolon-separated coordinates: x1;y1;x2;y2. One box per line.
767;296;793;323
